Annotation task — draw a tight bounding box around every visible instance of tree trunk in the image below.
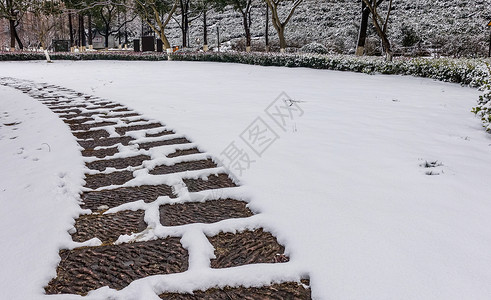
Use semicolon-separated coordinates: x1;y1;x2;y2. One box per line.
372;18;393;61
243;14;251;51
488;29;491;58
180;0;184;47
105;26;109;48
265;4;269;52
180;0;189;48
216;25;220;52
356;1;370;56
362;0;393;61
160;32;171;50
14;26;23;50
87;13;93;49
80;15;86;50
203;10;208;51
278;26;287;51
9;19;15;51
69;13;74;49
77;14;81;47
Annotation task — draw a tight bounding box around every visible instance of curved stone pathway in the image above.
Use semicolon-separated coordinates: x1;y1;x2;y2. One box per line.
0;77;311;298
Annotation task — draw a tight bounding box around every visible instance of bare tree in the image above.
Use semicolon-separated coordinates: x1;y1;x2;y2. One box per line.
361;0;393;61
30;0;63;49
93;1;135;49
264;0;302;52
134;0;177;50
172;0;202;48
0;0;31;50
355;0;369;56
215;0;253;52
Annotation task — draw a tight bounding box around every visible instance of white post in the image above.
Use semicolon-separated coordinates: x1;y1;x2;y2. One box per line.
44;50;52;63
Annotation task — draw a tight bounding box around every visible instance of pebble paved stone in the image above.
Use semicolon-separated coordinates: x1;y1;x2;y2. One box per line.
0;77;311;298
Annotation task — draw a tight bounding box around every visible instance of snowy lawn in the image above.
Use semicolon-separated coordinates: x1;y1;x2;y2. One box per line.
1;60;491;299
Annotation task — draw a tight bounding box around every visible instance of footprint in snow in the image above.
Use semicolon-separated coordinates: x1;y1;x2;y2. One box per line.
419;159;444;176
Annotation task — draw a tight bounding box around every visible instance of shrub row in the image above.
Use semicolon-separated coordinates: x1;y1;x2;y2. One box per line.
0;51;168;61
169;52;489;87
471;63;491;132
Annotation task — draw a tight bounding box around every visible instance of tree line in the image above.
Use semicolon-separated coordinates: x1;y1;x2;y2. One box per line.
0;0;397;60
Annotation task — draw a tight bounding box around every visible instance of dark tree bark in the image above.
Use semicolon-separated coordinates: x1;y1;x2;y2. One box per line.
361;0;393;61
242;12;251;50
265;3;269;51
87;13;93;48
203;10;207;49
77;14;81;47
265;0;303;52
80;14;86;48
355;0;369;56
231;0;252;52
216;23;220;52
13;23;23;49
9;19;15;50
69;13;74;48
179;0;189;48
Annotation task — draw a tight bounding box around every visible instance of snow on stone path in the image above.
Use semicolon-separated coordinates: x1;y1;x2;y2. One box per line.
0;77;310;299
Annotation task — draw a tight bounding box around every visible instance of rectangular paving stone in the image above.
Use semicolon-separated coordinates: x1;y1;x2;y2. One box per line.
63;117;94;125
45;238;188;295
61;112;101;119
52;108;82;114
166;148;201;158
48;104;87;110
72;210;146;244
115;123;163;135
122;118;149;124
74;129;110;140
111;107;131;112
138;137;191;150
159;281;311;299
149;159;217;175
70;121;117;131
208;229;286;268
85;104;122;110
86;154;150;171
160;199;253;226
84;170;134;189
101;112;140;119
183;174;237;193
81;184;175;211
81;146;119;159
146;130;175;138
78;136;134;150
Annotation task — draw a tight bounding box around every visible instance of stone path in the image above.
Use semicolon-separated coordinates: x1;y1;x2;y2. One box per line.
0;77;311;299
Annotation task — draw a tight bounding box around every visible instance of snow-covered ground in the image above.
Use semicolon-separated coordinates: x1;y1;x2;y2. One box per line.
1;60;491;299
0;85;86;299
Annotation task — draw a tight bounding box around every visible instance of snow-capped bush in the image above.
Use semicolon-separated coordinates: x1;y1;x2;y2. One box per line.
0;51;168;61
300;42;329;55
471;63;491;132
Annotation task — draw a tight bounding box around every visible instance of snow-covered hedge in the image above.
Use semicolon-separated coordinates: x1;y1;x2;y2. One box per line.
0;51;168;61
170;52;488;86
471;63;491;132
300;43;329;55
